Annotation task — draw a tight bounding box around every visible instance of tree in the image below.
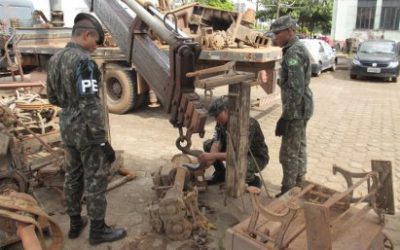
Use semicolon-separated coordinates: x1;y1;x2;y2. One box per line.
257;0;333;34
196;0;235;11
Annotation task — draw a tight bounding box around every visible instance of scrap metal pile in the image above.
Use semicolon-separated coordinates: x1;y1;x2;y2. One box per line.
0;89;64;195
0;89;65;249
163;4;270;50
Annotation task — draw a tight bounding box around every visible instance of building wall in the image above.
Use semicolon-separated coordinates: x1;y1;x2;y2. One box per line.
331;0;400;42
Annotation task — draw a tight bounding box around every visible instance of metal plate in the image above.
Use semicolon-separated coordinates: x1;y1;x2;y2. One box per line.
367;67;381;73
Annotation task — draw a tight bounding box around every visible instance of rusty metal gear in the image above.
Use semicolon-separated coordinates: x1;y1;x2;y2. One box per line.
164;218;192;240
209;31;229;50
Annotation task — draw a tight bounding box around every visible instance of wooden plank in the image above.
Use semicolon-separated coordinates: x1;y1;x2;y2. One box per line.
226;82;251;198
302;201;332;250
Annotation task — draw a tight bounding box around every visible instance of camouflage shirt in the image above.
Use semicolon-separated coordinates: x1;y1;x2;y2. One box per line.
213;117;269;163
47;42;106;149
278;37;314;120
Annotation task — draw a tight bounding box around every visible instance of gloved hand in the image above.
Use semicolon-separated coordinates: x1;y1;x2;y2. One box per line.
275;118;289;137
100;141;116;163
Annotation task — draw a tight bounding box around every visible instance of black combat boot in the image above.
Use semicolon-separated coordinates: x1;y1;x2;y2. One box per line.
89;219;127;245
247;176;261;188
295;175;306;188
68;215;88;239
275;185;290;198
207;162;226;185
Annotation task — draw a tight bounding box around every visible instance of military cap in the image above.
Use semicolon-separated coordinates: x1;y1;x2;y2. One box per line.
208;96;229;117
73;13;104;45
270;15;297;33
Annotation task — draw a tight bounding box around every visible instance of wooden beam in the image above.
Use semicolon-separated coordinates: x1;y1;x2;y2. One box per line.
226;81;251;198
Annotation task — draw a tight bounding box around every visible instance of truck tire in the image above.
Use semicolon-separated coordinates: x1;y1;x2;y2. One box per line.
105;68;138;114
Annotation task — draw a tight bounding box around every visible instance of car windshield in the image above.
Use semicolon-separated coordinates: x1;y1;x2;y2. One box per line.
359;41;395;54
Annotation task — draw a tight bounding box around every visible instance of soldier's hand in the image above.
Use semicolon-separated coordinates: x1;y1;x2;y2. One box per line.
275;118;288;137
197;152;214;166
100;141;116;163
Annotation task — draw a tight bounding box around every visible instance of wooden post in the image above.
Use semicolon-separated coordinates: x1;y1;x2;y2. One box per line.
226;81;251;198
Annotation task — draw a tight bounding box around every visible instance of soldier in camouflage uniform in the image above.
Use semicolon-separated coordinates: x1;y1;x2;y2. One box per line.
46;13;126;245
197;96;269;188
269;16;314;197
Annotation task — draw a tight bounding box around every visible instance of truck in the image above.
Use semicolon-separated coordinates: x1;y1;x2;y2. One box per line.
1;0;281;114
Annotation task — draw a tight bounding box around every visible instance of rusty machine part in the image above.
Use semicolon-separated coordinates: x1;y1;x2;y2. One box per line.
208;31;230;50
165;4;270;49
86;0;208;153
225;160;395;250
106;167;137;192
241;9;256;27
150;161;208;241
0;191;64;249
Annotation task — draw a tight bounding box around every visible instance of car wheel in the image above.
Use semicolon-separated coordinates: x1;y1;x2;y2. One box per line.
392;77;397;83
330;62;336;72
350;74;357;80
312;68;321;77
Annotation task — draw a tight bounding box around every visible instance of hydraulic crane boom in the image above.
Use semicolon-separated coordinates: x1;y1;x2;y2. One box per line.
83;0;207;151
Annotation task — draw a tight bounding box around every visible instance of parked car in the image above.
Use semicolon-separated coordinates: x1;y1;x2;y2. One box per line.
350;40;399;82
300;39;337;77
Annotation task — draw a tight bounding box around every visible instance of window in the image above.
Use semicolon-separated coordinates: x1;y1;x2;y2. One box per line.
356;0;377;29
380;0;400;30
7;5;34;27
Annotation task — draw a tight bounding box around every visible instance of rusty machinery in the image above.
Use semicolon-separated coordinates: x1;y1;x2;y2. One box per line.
165;4;270;49
85;0;208;153
0;100;64;195
225;160;395;250
149;154;209;241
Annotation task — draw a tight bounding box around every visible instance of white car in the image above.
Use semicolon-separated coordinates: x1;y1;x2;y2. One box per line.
300;39;337;76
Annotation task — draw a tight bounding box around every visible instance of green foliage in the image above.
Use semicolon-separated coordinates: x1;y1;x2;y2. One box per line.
257;0;333;34
196;0;235;11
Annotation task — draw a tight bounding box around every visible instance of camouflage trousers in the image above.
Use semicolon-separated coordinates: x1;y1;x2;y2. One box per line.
203;139;267;183
64;144;110;220
279;119;308;191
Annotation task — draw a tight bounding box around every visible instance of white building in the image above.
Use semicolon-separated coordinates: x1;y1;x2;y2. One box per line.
331;0;400;42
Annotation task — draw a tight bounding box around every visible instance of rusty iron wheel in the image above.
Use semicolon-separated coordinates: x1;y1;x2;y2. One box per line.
383;233;394;250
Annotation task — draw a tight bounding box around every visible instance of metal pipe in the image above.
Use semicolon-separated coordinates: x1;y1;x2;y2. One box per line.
122;0;182;45
49;0;64;27
145;5;189;39
49;0;62;11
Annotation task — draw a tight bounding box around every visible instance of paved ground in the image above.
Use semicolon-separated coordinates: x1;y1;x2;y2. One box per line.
34;65;399;249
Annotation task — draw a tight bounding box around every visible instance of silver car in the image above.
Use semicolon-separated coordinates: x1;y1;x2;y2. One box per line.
300;39;337;77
